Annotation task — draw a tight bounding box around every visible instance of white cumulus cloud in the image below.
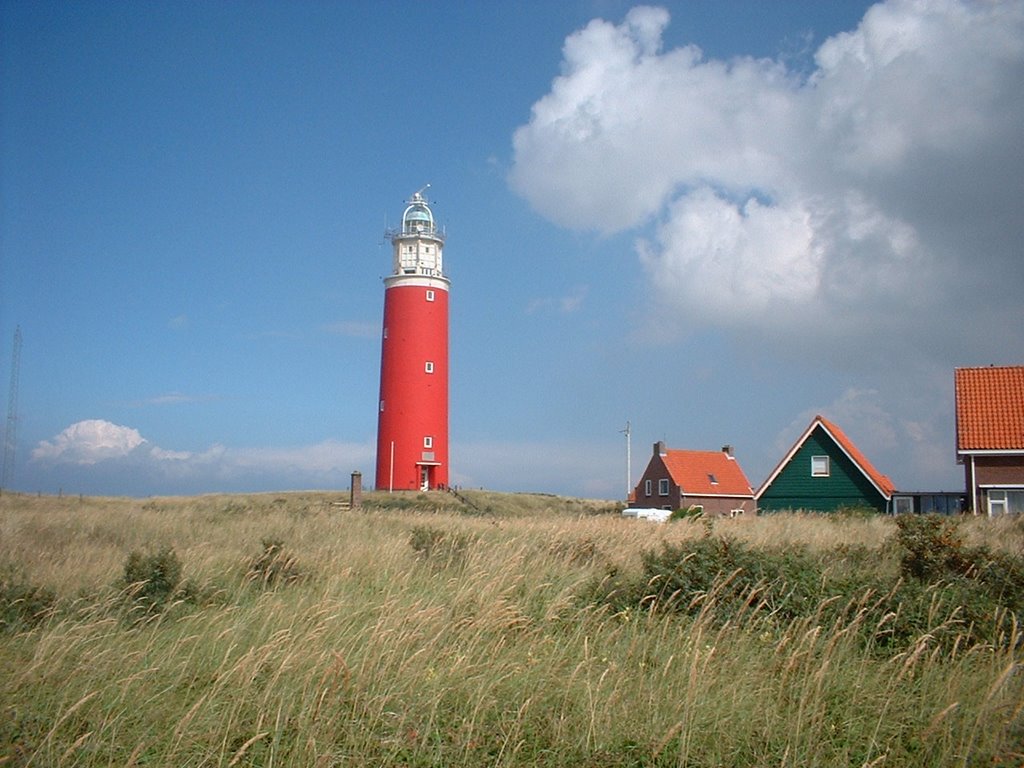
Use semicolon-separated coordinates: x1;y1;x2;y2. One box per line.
32;420;147;465
510;0;1024;361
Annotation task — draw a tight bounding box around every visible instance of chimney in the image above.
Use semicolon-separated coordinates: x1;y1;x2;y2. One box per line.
655;441;666;457
722;445;733;458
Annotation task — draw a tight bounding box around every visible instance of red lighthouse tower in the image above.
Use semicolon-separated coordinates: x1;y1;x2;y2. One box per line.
375;187;449;491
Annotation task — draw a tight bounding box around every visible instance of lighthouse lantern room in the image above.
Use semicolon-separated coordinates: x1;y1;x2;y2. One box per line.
375;187;450;491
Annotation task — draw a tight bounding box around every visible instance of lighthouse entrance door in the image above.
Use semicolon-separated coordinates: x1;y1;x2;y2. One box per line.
419;466;430;492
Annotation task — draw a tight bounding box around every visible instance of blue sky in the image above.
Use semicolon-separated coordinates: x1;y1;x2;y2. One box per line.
2;0;1022;499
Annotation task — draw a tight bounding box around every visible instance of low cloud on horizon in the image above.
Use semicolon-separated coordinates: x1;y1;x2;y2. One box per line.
25;420;628;498
28;419;374;496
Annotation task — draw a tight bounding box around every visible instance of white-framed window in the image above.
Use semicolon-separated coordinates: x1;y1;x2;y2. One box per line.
811;455;830;477
708;473;718;485
989;490;1008;516
423;436;433;449
425;361;434;373
986;489;1024;516
658;478;670;496
644;479;652;496
426;290;435;302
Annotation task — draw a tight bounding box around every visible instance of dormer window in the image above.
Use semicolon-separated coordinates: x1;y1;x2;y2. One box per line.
708;473;718;485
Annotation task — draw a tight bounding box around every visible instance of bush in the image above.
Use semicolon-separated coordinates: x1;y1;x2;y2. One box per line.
895;514;974;582
668;505;703;522
636;536;825;622
122;546;193;612
893;514;1024;647
895;513;1024;604
0;567;56;632
833;504;879;518
581;528;1024;653
245;538;306;587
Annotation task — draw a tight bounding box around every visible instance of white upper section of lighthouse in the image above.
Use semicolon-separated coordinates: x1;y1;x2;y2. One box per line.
387;187;447;281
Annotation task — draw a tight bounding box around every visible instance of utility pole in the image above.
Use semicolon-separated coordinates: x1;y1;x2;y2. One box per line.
2;326;23;493
620;420;631;500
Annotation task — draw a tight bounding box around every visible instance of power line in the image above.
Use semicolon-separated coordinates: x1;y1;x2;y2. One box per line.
2;326;23;492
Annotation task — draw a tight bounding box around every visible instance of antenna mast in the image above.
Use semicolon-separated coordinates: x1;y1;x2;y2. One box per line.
620;420;631;499
2;326;23;493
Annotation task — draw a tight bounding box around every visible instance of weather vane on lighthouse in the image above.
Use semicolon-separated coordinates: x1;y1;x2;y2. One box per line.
375;187;450;492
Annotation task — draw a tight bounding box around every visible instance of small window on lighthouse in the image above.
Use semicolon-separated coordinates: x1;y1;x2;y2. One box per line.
425;361;434;373
379;400;385;412
423;436;433;449
426;290;435;302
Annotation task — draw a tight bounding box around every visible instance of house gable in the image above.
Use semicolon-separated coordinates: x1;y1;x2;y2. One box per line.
954;366;1024;515
633;451;675;510
632;442;754;516
757;419;892;513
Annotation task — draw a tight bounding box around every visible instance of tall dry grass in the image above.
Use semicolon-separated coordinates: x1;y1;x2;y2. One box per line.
1;491;1022;766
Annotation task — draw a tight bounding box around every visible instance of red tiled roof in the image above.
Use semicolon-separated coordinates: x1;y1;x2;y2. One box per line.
816;416;897;496
955;366;1024;451
661;449;754;497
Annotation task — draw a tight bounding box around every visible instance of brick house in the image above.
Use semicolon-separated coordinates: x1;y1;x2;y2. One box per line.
631;442;755;517
756;415;896;513
955;365;1024;516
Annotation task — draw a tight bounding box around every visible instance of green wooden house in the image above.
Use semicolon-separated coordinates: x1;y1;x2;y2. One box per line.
756;415;896;513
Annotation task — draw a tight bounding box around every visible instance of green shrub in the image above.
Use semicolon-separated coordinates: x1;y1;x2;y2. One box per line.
893;514;1024;648
833;504;879;518
581;528;1024;653
895;513;1024;605
895;514;974;582
0;567;56;631
245;538;306;587
122;546;192;612
668;505;703;522
635;536;824;621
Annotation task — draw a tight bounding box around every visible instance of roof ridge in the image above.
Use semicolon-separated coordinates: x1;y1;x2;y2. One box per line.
816;416;896;496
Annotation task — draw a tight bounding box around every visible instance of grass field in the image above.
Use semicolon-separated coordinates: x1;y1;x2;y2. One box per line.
1;490;1022;767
